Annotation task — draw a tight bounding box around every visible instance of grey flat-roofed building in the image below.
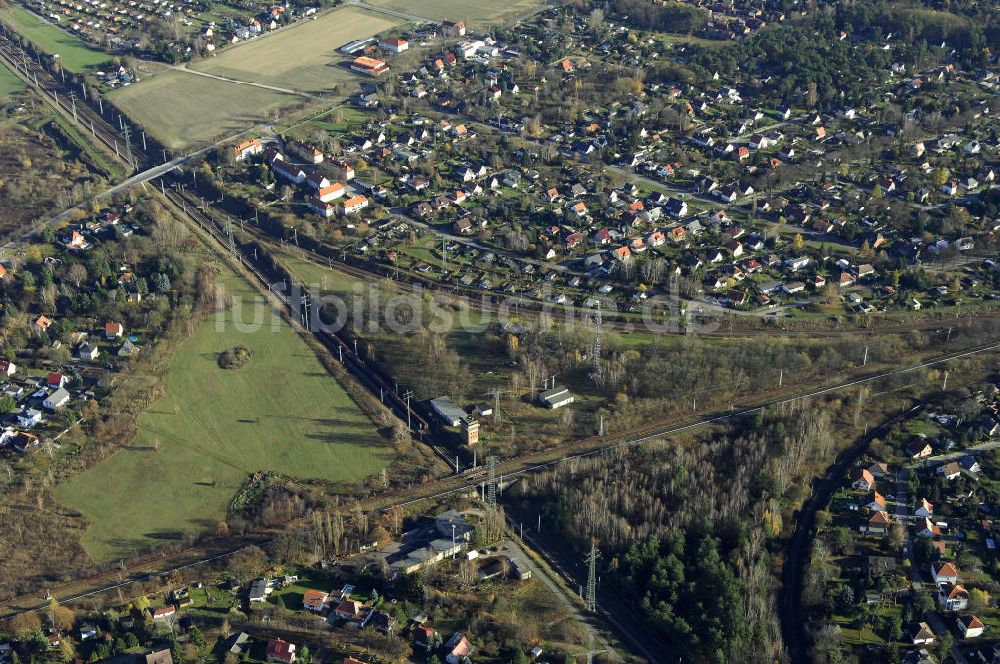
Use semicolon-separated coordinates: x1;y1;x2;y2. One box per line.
431;396;466;426
539;386;574;410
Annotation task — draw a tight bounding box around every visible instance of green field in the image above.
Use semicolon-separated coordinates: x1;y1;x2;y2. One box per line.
0;7;109;71
56;269;389;561
366;0;545;29
109;71;299;150
193;6;400;94
0;62;24;99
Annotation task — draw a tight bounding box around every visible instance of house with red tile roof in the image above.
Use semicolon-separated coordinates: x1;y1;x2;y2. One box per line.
302;589;329;613
266;639;296;664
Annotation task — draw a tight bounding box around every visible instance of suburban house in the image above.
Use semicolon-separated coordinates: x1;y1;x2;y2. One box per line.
851;468;875;491
444;633;471;664
915;497;933;518
906;440;934;459
105;321;124;339
146;650;173;664
864;490;886;512
864;510;891;535
930;562;959;585
77;342;100;361
302;589;330;613
378;37;408;53
959;455;982;475
937;583;969;611
248;580;270;603
266;639;296;664
959;615;985;639
938;462;961;480
414;625;436;647
47;372;68;388
43;388;70;411
917;517;941;538
233;138;264;161
909;622;935;646
150;606;176;621
17;408;41;429
0;360;16;377
441;19;466;38
33;315;53;335
334;598;370;622
340;195;369;215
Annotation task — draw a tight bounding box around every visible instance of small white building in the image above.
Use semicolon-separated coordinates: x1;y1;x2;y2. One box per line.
43;388;70;411
538;386;574;410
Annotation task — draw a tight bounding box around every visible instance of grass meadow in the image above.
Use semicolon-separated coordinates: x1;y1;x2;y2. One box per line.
0;62;24;99
366;0;546;29
108;71;299;150
55;269;390;561
0;7;109;71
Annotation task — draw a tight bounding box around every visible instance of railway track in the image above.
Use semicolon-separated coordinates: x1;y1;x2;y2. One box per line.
0;30;151;171
168;185;998;342
4;334;996;620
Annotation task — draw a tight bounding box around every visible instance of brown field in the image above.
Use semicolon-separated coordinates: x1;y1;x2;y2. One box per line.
192;6;401;94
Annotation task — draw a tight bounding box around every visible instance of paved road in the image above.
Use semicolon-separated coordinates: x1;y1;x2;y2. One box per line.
913;439;1000;468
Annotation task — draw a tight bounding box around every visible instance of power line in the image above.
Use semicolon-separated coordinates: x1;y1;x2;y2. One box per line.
584;541;600;612
486;455;498;509
589;301;602;381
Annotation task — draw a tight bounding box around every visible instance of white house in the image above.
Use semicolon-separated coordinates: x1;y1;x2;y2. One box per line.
77;342;99;361
378;37;408;53
272;160;307;184
959;615;985;639
937;583;969;611
930;562;959;585
17;408;42;428
43;388;70;411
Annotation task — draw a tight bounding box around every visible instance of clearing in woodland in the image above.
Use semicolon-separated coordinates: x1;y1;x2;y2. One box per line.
55;268;390;561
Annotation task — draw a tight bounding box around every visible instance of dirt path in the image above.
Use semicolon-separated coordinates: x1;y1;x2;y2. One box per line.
170;64;322;100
